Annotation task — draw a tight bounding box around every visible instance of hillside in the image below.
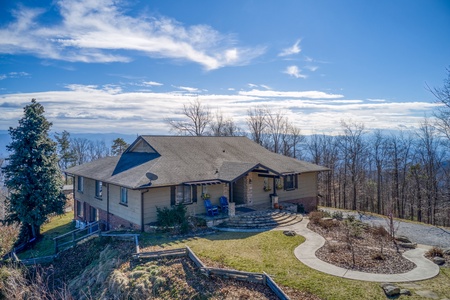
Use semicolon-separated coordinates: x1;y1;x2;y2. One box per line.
6;237;301;300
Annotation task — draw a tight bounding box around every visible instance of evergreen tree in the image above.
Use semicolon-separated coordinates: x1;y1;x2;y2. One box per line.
111;138;129;156
3;99;65;239
55;130;75;183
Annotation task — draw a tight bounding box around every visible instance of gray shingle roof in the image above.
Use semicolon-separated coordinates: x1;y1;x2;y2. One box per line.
66;136;329;189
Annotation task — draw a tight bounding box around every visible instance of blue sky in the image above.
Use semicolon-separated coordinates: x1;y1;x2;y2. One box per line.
0;0;449;135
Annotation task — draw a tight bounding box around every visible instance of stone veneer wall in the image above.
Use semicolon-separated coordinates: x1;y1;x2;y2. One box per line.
222;183;229;199
246;173;253;205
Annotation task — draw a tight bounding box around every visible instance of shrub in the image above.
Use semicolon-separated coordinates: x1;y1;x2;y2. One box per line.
319;219;338;230
156;205;187;228
327;243;340;253
371;252;386;261
346;215;356;223
427;247;444;257
320;210;331;218
371;225;389;238
309;211;325;225
331;211;343;221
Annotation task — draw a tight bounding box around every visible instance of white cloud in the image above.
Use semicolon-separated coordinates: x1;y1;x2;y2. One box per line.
143;81;163;86
284;65;307;79
279;40;301;57
305;66;318;72
0;86;438;136
0;0;265;70
0;71;30;80
173;85;199;93
239;89;343;99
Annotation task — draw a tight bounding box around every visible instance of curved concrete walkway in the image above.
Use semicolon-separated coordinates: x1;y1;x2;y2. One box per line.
287;219;440;282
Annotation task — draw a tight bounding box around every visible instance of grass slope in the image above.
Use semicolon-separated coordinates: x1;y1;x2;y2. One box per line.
23;214;450;300
18;213;74;259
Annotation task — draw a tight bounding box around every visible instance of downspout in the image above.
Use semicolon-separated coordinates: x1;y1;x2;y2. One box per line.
141;189;150;232
106;183;110;230
70;175;75;217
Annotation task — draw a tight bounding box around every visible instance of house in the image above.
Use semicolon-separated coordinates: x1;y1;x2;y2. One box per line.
65;136;329;231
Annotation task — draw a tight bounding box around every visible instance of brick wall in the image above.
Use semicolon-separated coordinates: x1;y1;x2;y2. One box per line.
75;200;140;231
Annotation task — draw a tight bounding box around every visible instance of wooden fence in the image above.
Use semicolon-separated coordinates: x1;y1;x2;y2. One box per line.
134;246;290;300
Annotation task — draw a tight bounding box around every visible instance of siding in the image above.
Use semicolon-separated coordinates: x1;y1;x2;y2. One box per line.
278;173;317;201
108;184;141;226
143;183;228;224
74;177;107;214
143;187;170;224
252;175;272;206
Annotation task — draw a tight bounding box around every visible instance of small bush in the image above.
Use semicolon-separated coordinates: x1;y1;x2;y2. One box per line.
309;211;324;225
371;252;386;261
427;247;444;257
371;225;389;238
156;205;187;227
331;211;343;221
319;219;338;230
346;215;356;223
320;210;331;218
327;243;340;253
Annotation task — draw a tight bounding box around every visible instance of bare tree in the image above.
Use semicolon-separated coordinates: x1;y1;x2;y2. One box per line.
338;120;367;211
429;67;450;142
71;138;91;165
281;123;304;158
265;110;288;154
166;99;211;136
210;110;241;136
246;107;267;145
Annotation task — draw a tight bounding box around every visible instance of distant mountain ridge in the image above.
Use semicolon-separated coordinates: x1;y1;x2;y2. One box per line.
0;131;137;157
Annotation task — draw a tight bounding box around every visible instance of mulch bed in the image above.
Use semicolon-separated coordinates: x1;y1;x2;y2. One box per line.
308;218;416;274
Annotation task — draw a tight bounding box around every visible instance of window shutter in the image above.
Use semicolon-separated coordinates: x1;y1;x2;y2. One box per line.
295;174;298;189
170;186;176;206
192;185;197;203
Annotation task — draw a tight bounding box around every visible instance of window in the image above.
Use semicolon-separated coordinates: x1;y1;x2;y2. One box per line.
284;174;296;190
76;200;83;217
172;185;192;205
90;207;98;222
77;176;84;192
120;187;128;205
95;180;103;198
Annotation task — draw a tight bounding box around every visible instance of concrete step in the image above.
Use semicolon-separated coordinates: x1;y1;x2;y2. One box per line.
219;210;302;229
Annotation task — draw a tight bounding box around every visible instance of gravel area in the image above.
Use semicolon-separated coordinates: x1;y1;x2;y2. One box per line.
321;208;450;248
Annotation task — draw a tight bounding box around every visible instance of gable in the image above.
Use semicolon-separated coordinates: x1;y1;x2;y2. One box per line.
127;138;157;153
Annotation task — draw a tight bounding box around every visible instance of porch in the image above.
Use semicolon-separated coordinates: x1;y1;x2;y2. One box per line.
195;201;299;228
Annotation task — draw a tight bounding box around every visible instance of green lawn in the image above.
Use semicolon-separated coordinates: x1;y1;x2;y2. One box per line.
18;212;74;259
23;214;450;299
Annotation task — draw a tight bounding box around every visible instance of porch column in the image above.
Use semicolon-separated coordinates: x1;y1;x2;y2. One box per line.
272;177;277;196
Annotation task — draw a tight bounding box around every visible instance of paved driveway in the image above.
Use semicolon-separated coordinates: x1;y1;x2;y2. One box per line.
321;208;450;248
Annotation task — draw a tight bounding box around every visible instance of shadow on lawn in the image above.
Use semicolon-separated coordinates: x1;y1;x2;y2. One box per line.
139;230;262;249
18;215;75;259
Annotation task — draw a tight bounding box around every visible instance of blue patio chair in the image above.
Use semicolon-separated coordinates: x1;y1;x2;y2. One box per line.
204;199;219;216
219;196;229;213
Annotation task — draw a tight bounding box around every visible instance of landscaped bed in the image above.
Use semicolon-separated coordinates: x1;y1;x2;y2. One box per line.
307;211;416;274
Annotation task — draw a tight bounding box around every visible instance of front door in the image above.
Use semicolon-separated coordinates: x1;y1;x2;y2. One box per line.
233;177;246;205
